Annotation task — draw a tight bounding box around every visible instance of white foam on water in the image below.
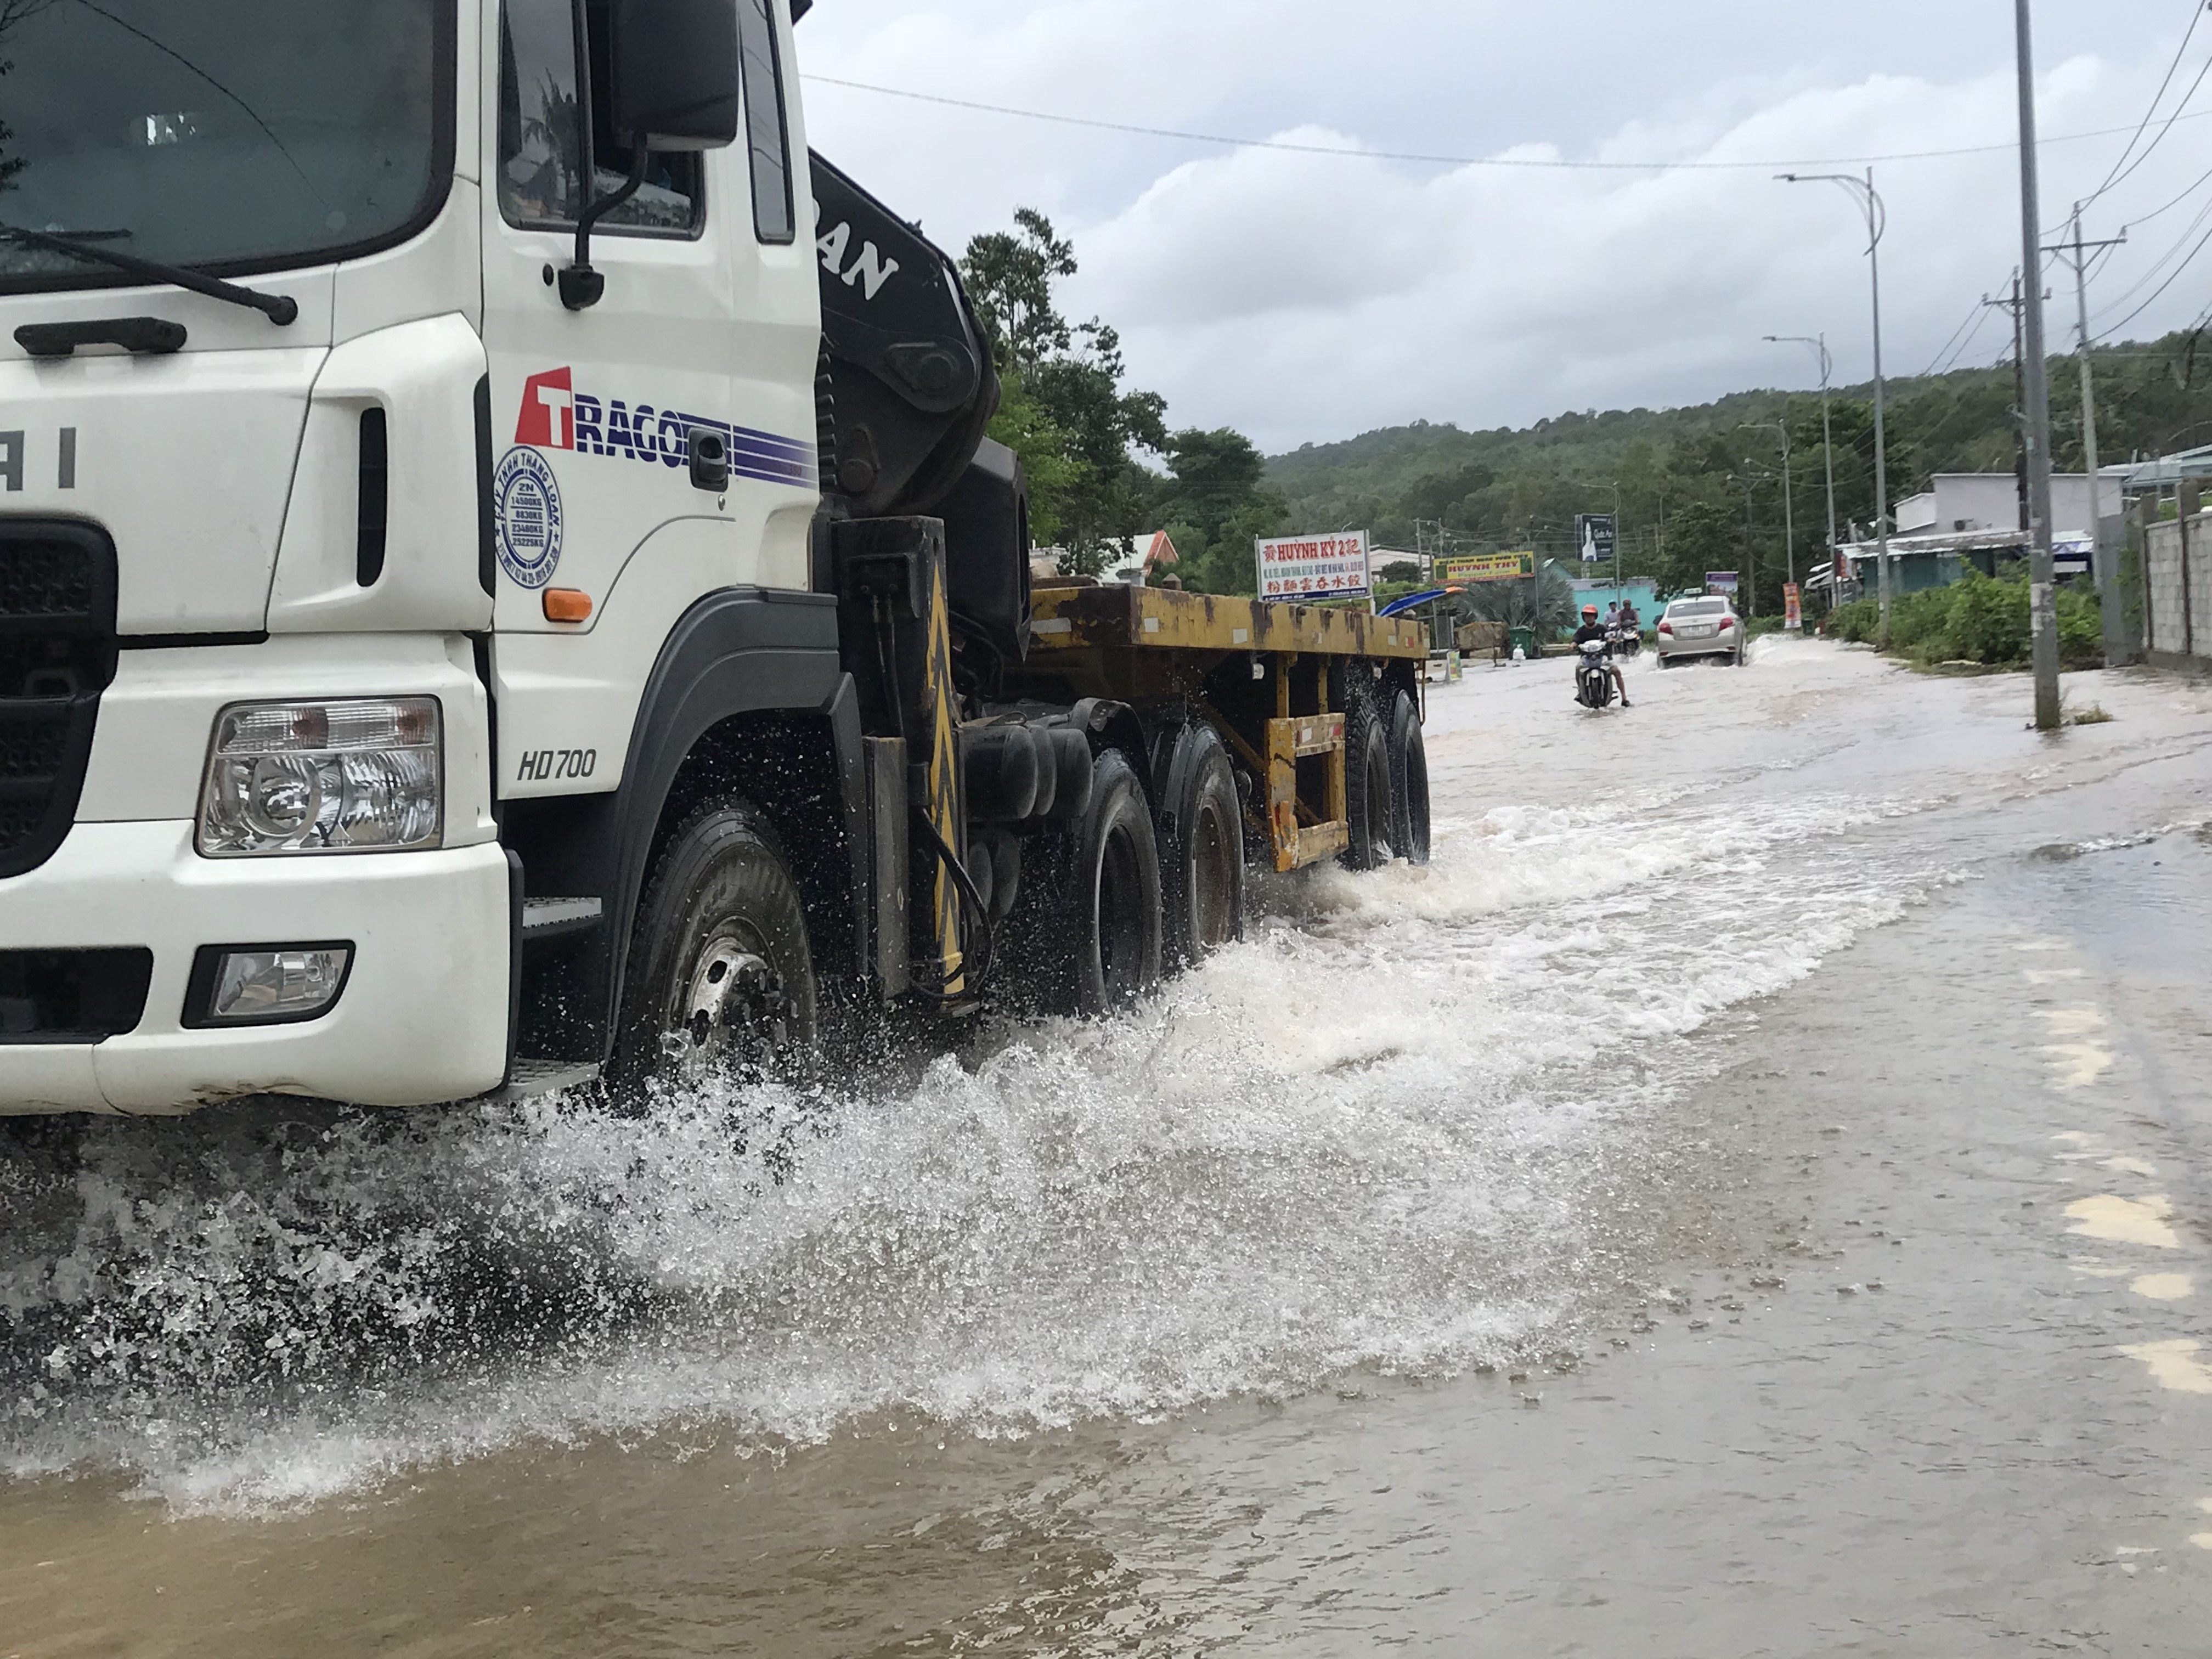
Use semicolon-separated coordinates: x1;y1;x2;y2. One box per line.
0;784;1938;1514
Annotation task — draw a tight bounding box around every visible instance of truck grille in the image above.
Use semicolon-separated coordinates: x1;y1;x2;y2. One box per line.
0;522;116;880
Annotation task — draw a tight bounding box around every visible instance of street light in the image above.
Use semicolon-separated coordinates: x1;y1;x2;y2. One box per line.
1741;421;1795;624
1764;332;1838;578
1779;170;1891;644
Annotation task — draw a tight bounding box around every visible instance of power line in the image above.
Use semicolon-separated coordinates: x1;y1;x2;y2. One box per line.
2092;188;2212;324
2112;158;2212;232
1923;296;1990;377
2076;2;2212;216
2096;48;2212;210
2096;215;2212;341
801;73;2212;175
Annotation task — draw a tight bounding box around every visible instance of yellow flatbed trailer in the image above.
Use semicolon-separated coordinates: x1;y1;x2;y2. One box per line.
1020;580;1429;873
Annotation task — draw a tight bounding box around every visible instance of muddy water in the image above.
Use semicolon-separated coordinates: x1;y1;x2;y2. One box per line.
3;642;2210;1655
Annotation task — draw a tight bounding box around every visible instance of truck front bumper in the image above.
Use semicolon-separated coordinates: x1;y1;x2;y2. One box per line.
0;821;511;1114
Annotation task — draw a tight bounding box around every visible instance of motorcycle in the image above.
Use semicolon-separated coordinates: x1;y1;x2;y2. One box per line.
1574;639;1618;709
1610;624;1642;659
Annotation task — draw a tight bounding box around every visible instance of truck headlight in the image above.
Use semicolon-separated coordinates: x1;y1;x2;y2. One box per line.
198;698;442;855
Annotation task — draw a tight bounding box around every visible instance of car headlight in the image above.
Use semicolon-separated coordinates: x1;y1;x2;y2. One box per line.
198;698;442;855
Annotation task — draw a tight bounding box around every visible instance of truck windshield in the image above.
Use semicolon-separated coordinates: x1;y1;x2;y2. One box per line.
0;0;448;290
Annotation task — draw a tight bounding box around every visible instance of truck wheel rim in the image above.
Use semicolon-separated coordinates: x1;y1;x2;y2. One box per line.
662;926;783;1074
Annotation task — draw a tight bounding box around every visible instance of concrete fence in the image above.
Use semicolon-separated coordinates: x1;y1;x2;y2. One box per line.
2142;507;2212;669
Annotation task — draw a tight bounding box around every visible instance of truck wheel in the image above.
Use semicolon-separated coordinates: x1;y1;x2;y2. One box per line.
1386;691;1431;866
1341;702;1395;870
1158;724;1243;968
610;801;817;1096
1008;748;1161;1015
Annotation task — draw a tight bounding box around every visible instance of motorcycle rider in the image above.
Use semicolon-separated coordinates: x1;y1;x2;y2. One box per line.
1573;604;1632;707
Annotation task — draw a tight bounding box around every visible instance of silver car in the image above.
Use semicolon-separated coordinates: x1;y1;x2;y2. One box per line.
1655;596;1744;666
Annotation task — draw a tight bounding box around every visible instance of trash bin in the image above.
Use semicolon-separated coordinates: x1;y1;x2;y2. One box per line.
1508;624;1537;660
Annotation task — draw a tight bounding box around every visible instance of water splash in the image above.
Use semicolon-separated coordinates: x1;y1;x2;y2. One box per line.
0;785;1933;1513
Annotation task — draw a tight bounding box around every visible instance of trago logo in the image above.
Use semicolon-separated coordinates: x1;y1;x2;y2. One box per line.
515;366;576;449
507;366;814;489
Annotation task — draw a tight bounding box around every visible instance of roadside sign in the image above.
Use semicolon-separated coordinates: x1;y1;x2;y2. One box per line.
1436;551;1534;584
1783;582;1802;631
1256;530;1370;601
1575;514;1616;565
1706;570;1740;595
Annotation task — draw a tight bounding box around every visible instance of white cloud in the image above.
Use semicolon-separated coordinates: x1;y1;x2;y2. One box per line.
797;3;2212;449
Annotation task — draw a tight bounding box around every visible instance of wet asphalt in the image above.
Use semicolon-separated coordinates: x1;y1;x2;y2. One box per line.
2;641;2210;1657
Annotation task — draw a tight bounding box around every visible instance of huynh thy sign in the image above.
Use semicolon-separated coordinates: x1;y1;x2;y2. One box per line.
1436;551;1535;584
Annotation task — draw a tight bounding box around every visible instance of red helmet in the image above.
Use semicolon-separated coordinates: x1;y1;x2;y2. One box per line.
1581;605;1599;618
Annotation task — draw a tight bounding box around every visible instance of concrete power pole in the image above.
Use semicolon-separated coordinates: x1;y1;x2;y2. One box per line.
2046;206;2129;665
1768;334;1839;610
1777;173;1891;641
2015;0;2062;730
1985;275;2027;533
1742;421;1795;616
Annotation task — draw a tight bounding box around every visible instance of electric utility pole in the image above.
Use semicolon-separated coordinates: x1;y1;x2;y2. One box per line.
1734;467;1759;618
1610;481;1622;601
2015;0;2062;730
1985;274;2028;534
1765;333;1837;568
1779;172;1891;640
1743;422;1796;603
2044;206;2129;665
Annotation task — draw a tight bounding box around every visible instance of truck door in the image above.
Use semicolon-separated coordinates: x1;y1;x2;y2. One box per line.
479;0;818;798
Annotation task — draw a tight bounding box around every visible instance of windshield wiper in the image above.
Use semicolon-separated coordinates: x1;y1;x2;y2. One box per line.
0;224;298;325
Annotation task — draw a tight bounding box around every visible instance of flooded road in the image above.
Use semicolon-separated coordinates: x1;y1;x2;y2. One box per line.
4;640;2211;1655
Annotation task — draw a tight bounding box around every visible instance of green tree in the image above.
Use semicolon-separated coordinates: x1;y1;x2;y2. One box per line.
1148;426;1289;594
1660;498;1739;594
1160;427;1267;540
961;210;1173;575
986;375;1079;548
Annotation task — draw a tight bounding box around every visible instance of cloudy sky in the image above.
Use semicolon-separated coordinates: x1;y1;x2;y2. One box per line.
798;2;2212;452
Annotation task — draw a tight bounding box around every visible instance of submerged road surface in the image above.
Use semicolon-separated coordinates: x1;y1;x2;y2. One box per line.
3;640;2210;1656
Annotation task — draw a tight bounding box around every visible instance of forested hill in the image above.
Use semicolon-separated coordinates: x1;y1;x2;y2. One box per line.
1265;327;2212;610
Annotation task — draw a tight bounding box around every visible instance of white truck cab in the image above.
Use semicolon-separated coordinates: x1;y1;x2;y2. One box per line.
0;0;827;1110
1;0;1433;1116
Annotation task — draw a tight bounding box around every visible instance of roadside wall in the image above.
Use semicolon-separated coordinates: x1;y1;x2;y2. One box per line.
2143;510;2212;665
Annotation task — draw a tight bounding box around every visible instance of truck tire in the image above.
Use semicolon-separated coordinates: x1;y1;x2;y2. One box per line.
1341;700;1395;870
1007;748;1161;1015
1157;723;1243;968
1387;690;1431;866
608;800;817;1097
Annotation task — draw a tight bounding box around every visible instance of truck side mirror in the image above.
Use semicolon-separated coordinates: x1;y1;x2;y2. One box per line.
560;0;741;311
608;0;742;151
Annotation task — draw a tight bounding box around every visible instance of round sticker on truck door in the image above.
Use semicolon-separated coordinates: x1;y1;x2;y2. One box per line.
494;445;564;589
